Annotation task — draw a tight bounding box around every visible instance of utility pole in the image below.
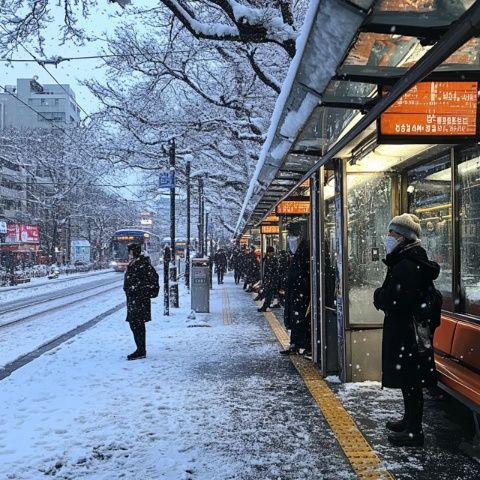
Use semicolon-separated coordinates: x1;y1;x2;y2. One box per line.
185;156;191;287
169;138;179;308
198;177;204;257
205;211;209;257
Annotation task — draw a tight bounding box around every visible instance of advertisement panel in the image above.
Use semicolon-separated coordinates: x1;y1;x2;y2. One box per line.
378;81;479;143
6;224;40;244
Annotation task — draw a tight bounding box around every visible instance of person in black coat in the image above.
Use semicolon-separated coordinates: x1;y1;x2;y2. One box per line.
214;248;228;284
374;213;440;447
282;222;311;355
277;250;290;306
123;243;159;361
258;246;279;312
243;246;260;291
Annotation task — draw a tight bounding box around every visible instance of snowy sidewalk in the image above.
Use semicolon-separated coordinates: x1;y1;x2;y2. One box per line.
0;274;354;480
1;272;478;480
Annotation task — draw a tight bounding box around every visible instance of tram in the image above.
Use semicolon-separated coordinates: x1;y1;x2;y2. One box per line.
110;228;161;272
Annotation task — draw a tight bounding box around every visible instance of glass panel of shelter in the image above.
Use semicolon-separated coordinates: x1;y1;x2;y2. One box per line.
458;147;480;316
405;153;453;310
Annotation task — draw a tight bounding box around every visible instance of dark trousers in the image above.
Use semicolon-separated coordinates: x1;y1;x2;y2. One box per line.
290;318;311;351
217;269;225;284
261;290;274;310
234;269;241;284
129;321;146;354
401;386;424;433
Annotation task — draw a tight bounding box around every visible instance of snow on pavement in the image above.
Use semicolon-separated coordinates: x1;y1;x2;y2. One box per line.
0;275;355;480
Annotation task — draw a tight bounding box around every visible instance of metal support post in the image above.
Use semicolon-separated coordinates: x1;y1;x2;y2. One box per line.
198;178;204;257
185;158;191;287
163;246;170;316
205;211;209;257
169;138;179;308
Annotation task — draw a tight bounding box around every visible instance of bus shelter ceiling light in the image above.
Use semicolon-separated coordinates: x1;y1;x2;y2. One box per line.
348;144;432;173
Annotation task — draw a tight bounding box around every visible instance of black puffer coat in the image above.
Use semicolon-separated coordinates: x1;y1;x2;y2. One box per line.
262;255;279;296
284;240;310;337
244;252;260;284
374;242;440;389
124;255;157;323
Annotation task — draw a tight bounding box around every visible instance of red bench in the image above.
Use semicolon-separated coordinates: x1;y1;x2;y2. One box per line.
434;314;480;415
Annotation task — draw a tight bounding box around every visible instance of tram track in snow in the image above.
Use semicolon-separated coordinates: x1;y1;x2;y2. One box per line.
0;280;124;330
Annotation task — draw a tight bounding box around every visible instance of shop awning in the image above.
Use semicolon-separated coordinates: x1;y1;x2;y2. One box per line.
235;0;480;235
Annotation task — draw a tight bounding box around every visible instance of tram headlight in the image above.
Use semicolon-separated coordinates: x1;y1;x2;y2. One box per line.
110;261;118;267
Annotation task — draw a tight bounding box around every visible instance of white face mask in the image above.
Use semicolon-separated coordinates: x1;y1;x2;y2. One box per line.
384;235;400;254
288;236;300;254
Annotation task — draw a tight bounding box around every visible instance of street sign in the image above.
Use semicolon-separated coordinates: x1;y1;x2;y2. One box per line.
159;170;176;189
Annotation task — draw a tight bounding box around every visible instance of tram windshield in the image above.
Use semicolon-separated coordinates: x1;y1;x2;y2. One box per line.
111;240;130;261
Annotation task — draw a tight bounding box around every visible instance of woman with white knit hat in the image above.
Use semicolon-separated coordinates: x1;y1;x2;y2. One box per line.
374;213;440;447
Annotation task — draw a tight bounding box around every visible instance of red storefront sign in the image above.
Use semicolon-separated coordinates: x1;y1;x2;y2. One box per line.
6;224;40;244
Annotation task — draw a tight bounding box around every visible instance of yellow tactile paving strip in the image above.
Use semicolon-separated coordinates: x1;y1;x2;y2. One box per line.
222;287;232;325
262;308;395;480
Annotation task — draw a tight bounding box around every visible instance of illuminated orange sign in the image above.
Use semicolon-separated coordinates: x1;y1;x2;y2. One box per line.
264;215;279;223
379;81;479;143
276;200;310;215
239;238;248;245
260;225;280;234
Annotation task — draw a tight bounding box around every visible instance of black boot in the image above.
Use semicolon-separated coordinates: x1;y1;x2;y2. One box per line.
388;430;424;447
127;350;146;361
386;419;407;433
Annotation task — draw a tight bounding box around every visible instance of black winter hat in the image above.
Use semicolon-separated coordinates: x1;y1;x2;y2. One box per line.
127;243;142;257
286;221;303;236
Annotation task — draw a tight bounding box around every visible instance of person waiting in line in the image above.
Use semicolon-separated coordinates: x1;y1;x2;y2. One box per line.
281;222;311;356
277;249;290;307
243;245;260;292
235;245;247;285
257;246;279;312
123;243;159;361
214;248;228;284
374;213;440;447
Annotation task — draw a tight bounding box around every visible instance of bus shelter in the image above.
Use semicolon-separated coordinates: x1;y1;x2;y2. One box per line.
236;0;480;389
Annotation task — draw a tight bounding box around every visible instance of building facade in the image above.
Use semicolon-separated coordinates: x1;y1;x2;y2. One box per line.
0;78;81;263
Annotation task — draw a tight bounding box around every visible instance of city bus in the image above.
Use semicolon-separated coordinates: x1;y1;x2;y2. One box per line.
110;228;161;272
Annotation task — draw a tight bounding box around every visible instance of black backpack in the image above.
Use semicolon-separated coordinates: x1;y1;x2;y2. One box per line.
147;265;160;298
415;281;443;332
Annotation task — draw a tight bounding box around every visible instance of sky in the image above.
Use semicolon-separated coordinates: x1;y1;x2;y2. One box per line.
1;1;157;202
1;1;138;116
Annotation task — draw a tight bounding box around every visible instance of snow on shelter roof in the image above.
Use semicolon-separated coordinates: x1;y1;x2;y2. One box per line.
235;0;480;235
234;0;374;234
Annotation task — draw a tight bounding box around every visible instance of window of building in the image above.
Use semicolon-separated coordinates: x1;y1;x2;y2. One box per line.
458;148;480;316
407;154;453;310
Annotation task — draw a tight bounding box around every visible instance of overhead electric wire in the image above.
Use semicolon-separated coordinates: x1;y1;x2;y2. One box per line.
2;51;243;64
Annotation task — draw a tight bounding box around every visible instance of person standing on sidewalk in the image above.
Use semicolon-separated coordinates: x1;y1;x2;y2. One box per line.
123;243;159;361
281;222;311;355
214;248;228;284
258;246;279;312
373;213;440;447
